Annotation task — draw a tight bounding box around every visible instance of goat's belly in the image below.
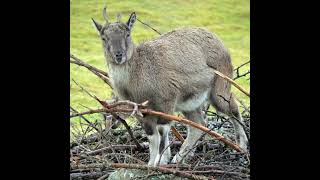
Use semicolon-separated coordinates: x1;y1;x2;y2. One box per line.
175;90;210;112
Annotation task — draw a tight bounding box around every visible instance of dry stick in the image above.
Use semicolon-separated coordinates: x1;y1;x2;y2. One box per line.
213;69;250;97
171;126;185;143
70;54;110;77
71;163;211;180
72;79;144;151
136;18;162;35
86;145;137;155
70;55;113;88
70;107;245;153
70;59;112;88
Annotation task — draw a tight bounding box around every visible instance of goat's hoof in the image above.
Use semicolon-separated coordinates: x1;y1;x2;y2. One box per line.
171;154;182;164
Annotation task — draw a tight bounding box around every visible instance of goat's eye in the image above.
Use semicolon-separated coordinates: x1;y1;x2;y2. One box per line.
126;34;130;38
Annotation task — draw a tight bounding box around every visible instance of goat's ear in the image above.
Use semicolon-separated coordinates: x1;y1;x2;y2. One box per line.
126;12;136;31
92;18;102;32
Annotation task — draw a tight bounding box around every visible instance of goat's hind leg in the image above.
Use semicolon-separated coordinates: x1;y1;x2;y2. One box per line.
172;108;206;164
211;92;248;150
228;95;248;150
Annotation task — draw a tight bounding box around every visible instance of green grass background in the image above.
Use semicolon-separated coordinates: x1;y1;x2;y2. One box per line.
70;0;250;123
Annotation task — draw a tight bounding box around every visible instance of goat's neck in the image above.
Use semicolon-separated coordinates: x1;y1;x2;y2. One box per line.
108;46;138;88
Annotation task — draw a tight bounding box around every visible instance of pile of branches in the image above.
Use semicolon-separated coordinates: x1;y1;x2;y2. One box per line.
70;54;250;180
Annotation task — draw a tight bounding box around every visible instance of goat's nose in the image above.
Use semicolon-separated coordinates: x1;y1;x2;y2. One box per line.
115;51;123;58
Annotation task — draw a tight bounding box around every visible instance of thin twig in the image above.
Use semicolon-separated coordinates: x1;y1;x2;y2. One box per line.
104;153;146;164
233;60;250;80
234;70;250;80
136;18;162;35
70;57;112;88
70;54;110;77
86;145;138;155
70;106;100;132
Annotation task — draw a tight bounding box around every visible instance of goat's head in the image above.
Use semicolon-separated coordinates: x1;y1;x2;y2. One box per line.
92;7;136;65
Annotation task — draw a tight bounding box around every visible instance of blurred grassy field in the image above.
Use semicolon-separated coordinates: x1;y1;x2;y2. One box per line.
70;0;250;122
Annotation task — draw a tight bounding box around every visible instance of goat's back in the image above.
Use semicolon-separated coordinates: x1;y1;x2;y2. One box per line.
137;27;232;77
115;27;233;109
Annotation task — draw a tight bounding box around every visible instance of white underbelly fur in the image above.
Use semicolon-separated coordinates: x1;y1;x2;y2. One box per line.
176;90;210;112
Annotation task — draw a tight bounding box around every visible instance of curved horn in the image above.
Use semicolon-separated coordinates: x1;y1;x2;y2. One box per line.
102;6;109;23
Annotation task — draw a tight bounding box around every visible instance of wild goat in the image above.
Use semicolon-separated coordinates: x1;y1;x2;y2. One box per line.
92;7;249;166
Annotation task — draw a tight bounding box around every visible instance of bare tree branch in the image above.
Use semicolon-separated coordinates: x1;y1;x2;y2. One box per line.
70;54;113;88
71;163;212;180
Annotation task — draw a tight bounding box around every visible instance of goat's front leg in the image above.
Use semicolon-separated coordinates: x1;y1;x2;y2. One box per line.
141;100;174;166
157;124;171;165
142;117;161;166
